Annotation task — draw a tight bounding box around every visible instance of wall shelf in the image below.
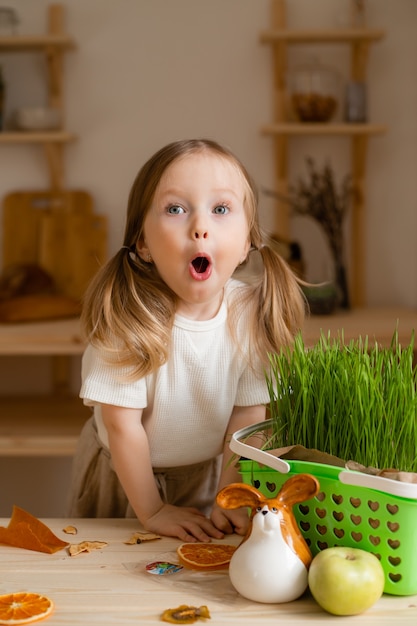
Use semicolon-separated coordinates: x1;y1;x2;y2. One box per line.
0;318;84;356
0;34;74;51
0;4;75;189
262;0;387;306
0;318;88;457
1;306;415;457
0;131;76;143
303;307;417;350
261;123;386;136
0;395;90;457
260;28;386;44
0;6;86;458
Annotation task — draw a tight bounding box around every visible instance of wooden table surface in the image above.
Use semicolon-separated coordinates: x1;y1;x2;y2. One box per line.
1;518;417;624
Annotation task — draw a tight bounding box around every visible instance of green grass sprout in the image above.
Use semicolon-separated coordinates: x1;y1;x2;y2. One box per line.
266;329;417;471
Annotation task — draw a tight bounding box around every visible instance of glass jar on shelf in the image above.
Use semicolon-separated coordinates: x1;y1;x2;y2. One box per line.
288;58;341;123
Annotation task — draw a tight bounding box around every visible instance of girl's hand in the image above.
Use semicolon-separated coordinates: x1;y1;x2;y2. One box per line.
210;502;250;536
144;503;225;543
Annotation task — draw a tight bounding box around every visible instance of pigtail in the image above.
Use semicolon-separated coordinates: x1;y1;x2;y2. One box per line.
249;244;306;359
81;247;176;379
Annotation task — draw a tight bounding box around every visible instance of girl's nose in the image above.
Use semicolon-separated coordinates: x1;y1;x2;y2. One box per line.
191;215;208;239
194;228;208;239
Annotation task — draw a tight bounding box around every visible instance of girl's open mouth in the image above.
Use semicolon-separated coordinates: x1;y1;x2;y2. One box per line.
189;254;212;281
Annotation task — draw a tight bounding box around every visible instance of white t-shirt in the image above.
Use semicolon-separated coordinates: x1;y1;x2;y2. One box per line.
80;280;270;467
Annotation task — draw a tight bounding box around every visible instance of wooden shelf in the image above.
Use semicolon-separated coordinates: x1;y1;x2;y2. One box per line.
0;34;75;51
0;309;414;457
0;318;84;356
0;4;75;189
303;307;417;348
260;28;386;44
0;395;90;456
0;318;87;456
0;8;87;459
261;0;387;306
261;123;387;136
0;131;76;144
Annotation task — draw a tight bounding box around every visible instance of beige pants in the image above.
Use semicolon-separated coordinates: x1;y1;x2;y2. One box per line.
66;416;222;519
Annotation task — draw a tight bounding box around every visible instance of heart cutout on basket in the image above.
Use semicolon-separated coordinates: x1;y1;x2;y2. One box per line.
368;517;380;529
389;573;402;583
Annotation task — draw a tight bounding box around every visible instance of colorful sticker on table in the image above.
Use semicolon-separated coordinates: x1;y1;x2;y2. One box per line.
146;561;183;575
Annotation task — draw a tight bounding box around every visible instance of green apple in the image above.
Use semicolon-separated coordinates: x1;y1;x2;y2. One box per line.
308;547;385;616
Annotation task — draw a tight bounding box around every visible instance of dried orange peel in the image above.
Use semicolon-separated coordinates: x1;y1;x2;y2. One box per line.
0;591;54;625
0;507;68;554
68;540;108;556
124;531;161;545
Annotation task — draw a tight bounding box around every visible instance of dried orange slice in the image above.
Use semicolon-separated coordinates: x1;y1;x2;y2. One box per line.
177;542;236;571
0;592;54;625
161;604;210;623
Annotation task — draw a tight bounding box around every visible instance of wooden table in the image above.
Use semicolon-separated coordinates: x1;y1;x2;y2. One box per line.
1;518;416;624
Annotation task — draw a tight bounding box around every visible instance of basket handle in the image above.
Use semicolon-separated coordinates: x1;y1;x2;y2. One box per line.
229;419;291;474
339;468;417;500
231;422;417;500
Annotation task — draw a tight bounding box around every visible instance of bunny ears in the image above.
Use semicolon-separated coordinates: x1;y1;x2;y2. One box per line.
216;474;320;512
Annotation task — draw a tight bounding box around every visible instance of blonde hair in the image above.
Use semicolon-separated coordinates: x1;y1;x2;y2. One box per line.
82;139;305;378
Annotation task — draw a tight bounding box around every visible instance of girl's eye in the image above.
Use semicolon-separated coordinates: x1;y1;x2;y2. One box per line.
167;205;185;215
213;204;229;215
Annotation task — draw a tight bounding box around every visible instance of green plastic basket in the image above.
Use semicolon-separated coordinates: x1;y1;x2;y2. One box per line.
231;420;417;596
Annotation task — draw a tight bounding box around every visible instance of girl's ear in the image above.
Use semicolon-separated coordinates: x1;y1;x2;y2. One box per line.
136;239;151;263
239;238;251;265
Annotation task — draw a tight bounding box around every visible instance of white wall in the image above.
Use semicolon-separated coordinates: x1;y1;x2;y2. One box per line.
0;0;416;516
1;0;416;306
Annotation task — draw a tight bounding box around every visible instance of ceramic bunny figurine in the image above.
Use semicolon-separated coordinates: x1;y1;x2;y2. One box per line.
216;474;320;603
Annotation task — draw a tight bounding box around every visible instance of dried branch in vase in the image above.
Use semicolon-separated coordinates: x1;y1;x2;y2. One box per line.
263;158;355;309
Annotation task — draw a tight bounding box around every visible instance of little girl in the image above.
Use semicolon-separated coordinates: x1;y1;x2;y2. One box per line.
67;138;305;542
